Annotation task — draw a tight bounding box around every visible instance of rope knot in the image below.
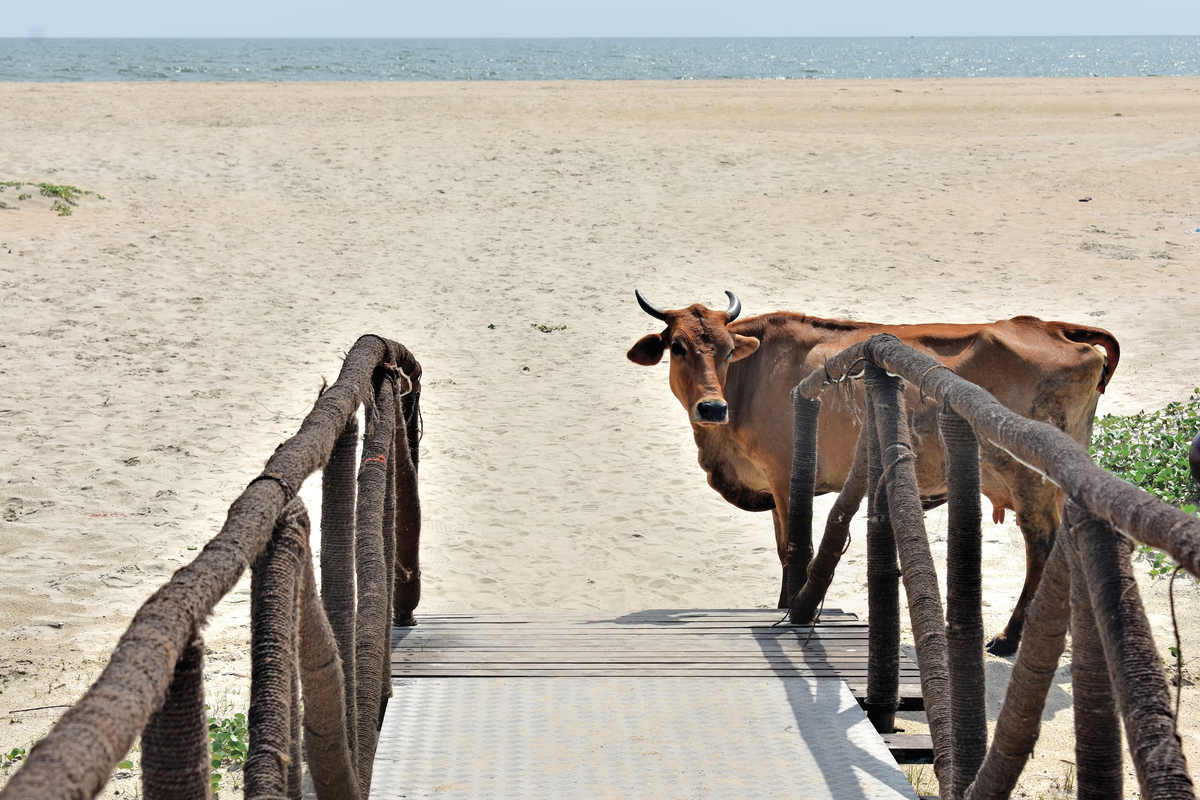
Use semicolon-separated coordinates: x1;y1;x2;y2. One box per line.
249;471;296;503
381;361;415;398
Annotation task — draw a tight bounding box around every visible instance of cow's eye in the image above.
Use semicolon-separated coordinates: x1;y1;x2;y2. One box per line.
670;341;686;358
725;351;733;361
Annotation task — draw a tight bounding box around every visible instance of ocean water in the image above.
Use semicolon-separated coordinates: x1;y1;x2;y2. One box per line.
1;37;1198;82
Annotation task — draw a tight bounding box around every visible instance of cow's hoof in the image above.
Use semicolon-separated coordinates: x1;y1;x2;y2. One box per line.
985;635;1018;657
395;614;419;627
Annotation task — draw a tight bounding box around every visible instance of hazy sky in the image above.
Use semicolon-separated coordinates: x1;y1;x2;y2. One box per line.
4;1;1197;38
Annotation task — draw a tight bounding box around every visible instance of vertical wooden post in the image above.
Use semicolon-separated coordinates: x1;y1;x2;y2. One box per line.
354;381;396;796
288;611;304;800
790;425;869;623
1066;500;1194;800
140;635;210;800
1064;524;1123;800
247;503;305;799
869;364;954;792
322;416;360;765
939;404;988;798
786;389;820;615
297;517;359;800
966;529;1072;800
863;379;899;734
393;377;422;627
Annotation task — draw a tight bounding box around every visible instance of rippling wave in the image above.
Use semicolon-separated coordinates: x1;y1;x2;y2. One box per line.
1;37;1198;82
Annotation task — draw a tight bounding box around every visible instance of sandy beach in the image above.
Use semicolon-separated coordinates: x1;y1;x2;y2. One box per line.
1;77;1199;797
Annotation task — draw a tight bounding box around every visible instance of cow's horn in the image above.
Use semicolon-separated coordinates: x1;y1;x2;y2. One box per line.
635;289;668;321
725;291;742;322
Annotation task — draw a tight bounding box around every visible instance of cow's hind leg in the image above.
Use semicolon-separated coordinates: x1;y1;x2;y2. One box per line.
772;508;788;608
986;478;1059;656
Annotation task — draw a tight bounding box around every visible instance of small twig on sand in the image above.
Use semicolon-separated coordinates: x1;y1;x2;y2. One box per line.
7;704;72;715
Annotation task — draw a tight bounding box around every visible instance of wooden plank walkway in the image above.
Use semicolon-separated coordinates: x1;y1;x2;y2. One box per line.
389;607;923;708
372;609;926;799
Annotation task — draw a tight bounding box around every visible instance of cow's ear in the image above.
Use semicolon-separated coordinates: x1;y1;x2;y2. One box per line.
730;334;760;362
627;333;666;366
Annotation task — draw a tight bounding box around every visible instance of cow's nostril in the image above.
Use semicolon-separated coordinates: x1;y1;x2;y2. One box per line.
697;401;728;423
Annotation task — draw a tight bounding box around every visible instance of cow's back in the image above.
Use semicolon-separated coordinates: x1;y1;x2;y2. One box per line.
946;316;1108;444
887;316;1111;502
698;312;1115;511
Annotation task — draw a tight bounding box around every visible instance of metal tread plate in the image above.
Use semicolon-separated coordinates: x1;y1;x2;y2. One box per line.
370;676;918;800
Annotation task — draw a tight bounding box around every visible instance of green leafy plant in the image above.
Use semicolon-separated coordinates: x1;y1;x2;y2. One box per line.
207;707;249;794
1091;389;1200;506
209;710;249;768
36;183;86;204
0;181;103;213
1092;391;1200;579
2;747;25;767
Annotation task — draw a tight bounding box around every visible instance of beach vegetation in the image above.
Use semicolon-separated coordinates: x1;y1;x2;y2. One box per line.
35;183;86;204
0;181;104;214
209;707;249;794
1091;389;1200;505
533;323;568;333
904;764;932;795
1033;760;1077;799
1;747;24;768
1090;389;1200;579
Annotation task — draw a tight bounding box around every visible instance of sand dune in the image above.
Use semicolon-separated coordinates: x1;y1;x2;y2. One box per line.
1;78;1198;797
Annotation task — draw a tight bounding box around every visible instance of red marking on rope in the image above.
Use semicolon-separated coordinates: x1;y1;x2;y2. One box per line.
362;454;387;466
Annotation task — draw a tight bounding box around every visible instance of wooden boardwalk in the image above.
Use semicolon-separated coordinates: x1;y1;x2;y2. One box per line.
372;609;926;798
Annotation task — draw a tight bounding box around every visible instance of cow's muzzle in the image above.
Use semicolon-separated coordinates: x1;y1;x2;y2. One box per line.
694;400;729;425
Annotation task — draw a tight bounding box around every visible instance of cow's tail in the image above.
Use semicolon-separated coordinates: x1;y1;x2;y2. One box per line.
1063;325;1121;393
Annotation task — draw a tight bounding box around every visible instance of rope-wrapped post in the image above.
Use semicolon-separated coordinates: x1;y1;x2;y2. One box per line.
297;520;359;800
288;623;303;800
848;333;1200;583
322;415;360;765
791;423;869;623
1064;525;1123;800
862;384;899;734
246;501;306;799
939;404;988;798
381;432;397;705
1066;500;1194;799
870;363;954;791
965;529;1072;800
140;635;209;800
392;352;423;627
786;389;821;616
353;377;397;795
0;335;408;800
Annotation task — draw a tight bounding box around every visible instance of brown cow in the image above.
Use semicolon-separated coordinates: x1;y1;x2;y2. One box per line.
627;291;1119;655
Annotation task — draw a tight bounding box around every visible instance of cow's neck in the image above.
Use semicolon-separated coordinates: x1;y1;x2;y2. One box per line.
691;422;776;512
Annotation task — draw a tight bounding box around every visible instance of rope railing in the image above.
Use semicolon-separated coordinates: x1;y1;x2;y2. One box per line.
786;332;1199;800
0;334;422;800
